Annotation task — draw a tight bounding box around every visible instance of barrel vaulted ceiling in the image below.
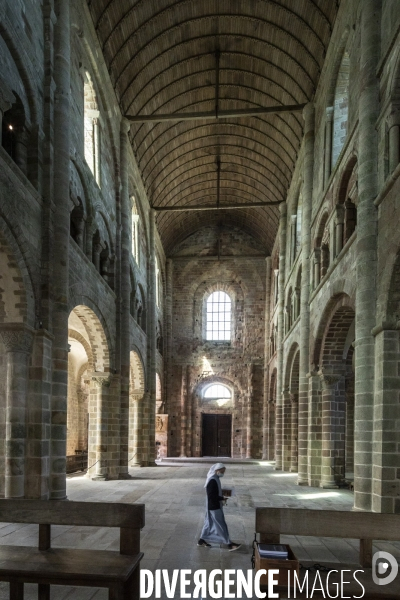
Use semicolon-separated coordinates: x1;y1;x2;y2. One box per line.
87;0;339;254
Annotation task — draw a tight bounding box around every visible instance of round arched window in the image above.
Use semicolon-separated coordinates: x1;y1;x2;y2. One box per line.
206;291;231;341
204;384;231;400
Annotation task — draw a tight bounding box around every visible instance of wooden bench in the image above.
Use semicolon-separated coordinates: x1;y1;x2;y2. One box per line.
256;507;400;598
0;499;145;600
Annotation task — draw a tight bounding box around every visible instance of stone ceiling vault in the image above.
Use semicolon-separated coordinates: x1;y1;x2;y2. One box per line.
87;0;339;254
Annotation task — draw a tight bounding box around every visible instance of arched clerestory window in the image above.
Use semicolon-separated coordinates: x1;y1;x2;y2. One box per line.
131;196;139;264
332;51;349;168
206;291;231;341
84;71;101;186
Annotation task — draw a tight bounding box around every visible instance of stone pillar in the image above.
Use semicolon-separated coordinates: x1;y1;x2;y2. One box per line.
91;373;110;481
165;258;173;418
354;0;380;512
307;371;322;486
313;248;321;290
275;202;287;470
119;118;132;478
319;370;342;488
290;394;298;472
335;205;345;256
93;242;102;272
281;389;291;471
290;215;297;264
180;368;187;457
246;363;254;459
130;393;142;467
372;327;400;512
262;257;272;460
298;103;315;485
50;0;71;500
324;107;334;186
0;324;34;498
146;209;157;465
387;111;400;173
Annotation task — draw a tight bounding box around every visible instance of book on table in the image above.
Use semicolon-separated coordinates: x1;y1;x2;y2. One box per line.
258;543;289;560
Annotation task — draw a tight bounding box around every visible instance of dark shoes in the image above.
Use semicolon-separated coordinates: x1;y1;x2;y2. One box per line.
228;543;242;551
197;538;212;547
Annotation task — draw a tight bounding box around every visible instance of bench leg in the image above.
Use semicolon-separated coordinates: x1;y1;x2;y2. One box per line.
10;582;24;600
124;569;140;600
38;584;50;600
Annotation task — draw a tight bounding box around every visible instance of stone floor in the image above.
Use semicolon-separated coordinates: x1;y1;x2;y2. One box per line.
1;459;399;599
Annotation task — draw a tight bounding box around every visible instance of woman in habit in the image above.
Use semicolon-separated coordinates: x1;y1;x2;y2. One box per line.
197;462;241;551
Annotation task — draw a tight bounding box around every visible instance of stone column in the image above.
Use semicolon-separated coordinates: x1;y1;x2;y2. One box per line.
275;202;287;470
0;324;34;498
307;371;322;486
355;0;380;512
319;370;342;488
180;368;187;457
130;393;142;467
298;103;315;485
313;248;321;290
93;242;102;272
246;363;254;459
165;258;173;418
387;111;400;174
262;257;272;459
290;215;297;265
335;205;345;256
91;373;110;481
372;326;400;512
119;118;133;478
290;394;298;472
282;388;292;471
146;209;157;465
50;0;71;500
324;107;334;186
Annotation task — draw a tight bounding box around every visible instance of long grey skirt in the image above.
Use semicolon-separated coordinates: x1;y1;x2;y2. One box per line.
200;508;231;544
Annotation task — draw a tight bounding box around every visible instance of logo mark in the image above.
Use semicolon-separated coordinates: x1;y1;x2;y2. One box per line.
372;551;398;586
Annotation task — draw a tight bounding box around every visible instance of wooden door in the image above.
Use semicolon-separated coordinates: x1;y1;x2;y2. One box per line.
202;414;232;457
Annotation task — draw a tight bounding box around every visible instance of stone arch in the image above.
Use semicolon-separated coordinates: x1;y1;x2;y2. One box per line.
70;305;110;373
130;349;145;394
68;329;94;371
129;349;146;467
67;294;113;369
283;343;300;472
0;223;34;326
312;293;355;371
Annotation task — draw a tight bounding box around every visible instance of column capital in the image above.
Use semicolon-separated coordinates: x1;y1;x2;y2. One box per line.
317;368;343;389
0;323;35;353
387;109;400;129
120;117;132;135
279;201;287;217
90;372;111;388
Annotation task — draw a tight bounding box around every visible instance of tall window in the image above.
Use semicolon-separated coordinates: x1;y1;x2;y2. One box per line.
206;291;231;341
332;51;349;167
84;71;101;186
155;257;161;307
131;196;139;264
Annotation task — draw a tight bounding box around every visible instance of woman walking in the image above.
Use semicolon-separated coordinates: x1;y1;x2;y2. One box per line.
197;462;241;551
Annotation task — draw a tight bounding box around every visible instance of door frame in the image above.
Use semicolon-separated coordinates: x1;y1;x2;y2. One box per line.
201;413;232;457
